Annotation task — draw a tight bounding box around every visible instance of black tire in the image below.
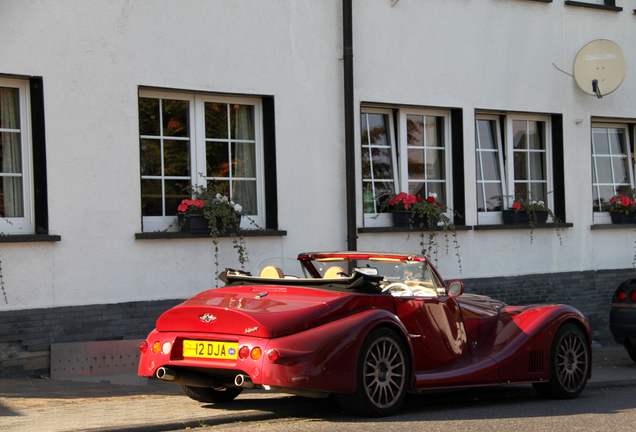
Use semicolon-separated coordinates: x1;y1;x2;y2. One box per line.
336;328;410;417
180;385;243;403
532;323;590;399
627;350;636;363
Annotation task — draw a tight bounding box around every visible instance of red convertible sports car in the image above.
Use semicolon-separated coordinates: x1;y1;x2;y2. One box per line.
138;251;592;416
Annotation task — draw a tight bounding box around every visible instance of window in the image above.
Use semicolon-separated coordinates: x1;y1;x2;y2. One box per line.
361;106;452;226
591;123;635;224
0;78;34;234
139;90;265;232
475;113;554;225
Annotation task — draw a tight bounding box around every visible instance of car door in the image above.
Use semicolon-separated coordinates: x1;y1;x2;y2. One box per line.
395;295;470;372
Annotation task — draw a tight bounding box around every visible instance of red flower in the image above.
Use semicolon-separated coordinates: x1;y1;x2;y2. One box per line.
512;202;521;210
437;203;441;207
427;196;435;204
416;196;423;202
177;203;188;212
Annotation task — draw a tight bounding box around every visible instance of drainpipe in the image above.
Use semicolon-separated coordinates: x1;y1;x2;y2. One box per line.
343;0;357;251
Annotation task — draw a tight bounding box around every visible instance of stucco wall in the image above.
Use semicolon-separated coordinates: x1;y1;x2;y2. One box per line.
1;0;635;313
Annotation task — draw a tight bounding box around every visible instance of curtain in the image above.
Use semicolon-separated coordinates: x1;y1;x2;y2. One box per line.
232;104;256;215
0;87;24;218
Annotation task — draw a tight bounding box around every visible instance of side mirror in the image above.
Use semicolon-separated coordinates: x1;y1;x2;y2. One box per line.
447;281;463;297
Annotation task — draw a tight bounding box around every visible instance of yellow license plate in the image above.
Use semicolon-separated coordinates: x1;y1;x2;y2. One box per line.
183;340;239;359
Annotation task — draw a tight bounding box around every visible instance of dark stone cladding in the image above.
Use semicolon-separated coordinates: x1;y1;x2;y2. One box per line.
0;299;183;379
460;267;636;347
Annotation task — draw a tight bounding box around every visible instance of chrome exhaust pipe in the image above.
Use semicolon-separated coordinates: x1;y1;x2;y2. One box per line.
154;367;219;388
234;374;256;388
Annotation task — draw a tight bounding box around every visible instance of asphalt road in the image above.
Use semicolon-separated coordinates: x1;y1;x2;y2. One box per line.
191;385;636;432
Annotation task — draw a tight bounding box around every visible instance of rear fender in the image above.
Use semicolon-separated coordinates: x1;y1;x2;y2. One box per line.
261;308;410;393
493;305;591;382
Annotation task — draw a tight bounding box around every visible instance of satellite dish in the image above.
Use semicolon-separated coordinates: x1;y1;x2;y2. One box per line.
573;39;626;98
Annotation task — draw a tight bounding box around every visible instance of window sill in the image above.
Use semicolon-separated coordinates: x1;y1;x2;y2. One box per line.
473;222;572;231
526;0;552;3
591;224;636;230
0;234;61;243
564;1;622;12
135;229;287;240
358;225;473;234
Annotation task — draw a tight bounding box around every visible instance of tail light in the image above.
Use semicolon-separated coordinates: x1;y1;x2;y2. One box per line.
629;291;636;303
616;289;627;302
239;346;250;359
251;347;263;360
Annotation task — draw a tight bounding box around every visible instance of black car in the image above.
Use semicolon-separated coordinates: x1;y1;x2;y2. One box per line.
609;278;636;362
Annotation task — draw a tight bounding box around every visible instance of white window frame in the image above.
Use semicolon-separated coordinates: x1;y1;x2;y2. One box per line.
475;112;554;225
475;115;506;225
591;122;635;225
361;108;399;227
361;106;453;227
139;89;265;232
0;77;34;235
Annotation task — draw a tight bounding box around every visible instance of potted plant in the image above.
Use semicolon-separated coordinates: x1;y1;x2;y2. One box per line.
386;192;461;271
603;191;636;224
502;192;562;244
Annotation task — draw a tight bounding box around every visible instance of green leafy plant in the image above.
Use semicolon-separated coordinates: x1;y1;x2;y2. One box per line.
505;192;561;245
602;190;636;214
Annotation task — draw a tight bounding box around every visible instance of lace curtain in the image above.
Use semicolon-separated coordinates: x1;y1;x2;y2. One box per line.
0;87;23;218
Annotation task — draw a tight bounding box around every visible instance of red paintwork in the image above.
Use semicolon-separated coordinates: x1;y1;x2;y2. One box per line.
138;251;592;397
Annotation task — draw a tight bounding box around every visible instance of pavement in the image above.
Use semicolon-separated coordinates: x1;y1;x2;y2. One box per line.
1;346;636;432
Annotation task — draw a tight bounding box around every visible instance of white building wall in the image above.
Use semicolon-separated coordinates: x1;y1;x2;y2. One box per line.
1;0;635;311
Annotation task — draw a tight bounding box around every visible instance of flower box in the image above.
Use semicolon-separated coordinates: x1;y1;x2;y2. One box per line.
502;210;548;225
178;213;211;233
178;213;242;234
610;212;636;224
392;211;427;228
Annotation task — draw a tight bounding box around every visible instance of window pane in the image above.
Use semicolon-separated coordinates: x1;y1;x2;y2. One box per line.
530;183;547;203
594;156;613;183
482;183;503;212
514;151;527;180
408;148;425;179
481;151;500;181
425;149;445;180
233;180;256;214
205;103;228;139
141;179;162;216
365;114;388;145
476;152;483;181
0;177;24;217
165;180;186;216
232;142;255;178
230;104;254;140
612;156;630;185
361;148;371;178
371;148;393;179
207;142;230;177
529;152;546;180
596;185;615;211
0;87;20;129
513;120;527;149
375;181;394;213
476;120;497;150
0;132;22;174
528;121;545;150
163;139;190;176
208;179;230;197
138;98;160;136
162;100;189;138
592;129;610;155
140;139;161;176
407;115;424;147
609;129;626;155
425;116;443;148
514;183;529;201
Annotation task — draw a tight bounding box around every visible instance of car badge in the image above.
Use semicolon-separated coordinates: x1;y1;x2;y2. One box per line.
255;292;268;299
245;327;258;333
199;313;217;323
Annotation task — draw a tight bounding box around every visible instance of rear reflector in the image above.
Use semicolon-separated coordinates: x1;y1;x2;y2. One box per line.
617;289;627;302
629;291;636;303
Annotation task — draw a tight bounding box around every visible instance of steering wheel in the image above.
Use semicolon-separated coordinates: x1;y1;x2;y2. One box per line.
382;282;413;297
